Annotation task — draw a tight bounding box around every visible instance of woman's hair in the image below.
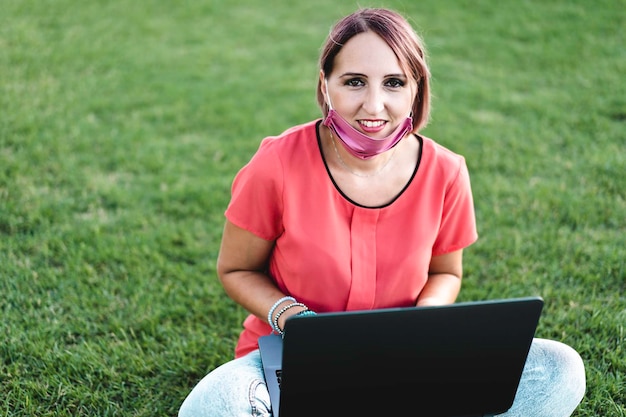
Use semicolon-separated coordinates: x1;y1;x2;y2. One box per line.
316;8;431;132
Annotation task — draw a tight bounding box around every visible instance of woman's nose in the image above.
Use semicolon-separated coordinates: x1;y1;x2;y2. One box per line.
362;87;385;115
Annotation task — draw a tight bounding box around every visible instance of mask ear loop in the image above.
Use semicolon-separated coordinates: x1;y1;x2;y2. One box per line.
324;78;335;111
408;81;415;119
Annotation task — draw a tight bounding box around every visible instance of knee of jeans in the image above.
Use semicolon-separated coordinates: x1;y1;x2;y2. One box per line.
541;339;587;402
179;377;272;417
557;342;586;400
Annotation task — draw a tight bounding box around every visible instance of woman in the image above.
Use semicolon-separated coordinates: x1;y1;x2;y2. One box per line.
179;8;585;417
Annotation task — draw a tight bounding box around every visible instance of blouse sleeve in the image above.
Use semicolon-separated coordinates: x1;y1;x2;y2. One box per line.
431;157;478;256
224;139;285;241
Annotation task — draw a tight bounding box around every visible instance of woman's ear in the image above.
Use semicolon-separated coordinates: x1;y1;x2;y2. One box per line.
319;70;327;101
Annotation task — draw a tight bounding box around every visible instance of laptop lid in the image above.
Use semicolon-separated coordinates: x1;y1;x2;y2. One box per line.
259;296;543;417
258;333;283;415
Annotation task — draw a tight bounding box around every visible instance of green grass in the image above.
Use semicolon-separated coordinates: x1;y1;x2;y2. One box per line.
1;0;624;415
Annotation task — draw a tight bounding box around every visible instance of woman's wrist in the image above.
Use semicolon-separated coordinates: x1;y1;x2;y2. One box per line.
275;303;309;332
267;297;316;334
267;296;296;330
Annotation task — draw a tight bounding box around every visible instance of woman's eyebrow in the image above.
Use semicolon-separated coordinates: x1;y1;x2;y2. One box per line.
338;72;407;79
385;73;408;79
338;72;367;78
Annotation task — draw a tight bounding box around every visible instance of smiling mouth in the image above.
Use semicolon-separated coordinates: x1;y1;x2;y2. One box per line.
359;120;386;128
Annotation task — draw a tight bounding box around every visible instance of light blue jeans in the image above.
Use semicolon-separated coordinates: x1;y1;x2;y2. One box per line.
178;338;586;417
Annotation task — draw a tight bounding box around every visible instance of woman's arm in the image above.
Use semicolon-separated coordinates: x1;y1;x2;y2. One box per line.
416;249;464;306
216;220;306;331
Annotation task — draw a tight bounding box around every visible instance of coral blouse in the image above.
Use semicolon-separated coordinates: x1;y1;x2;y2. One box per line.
225;120;478;357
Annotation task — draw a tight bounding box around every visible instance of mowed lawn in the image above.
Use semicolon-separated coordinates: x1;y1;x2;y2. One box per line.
1;0;624;416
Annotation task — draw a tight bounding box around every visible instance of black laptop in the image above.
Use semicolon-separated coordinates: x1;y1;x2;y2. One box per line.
258;296;543;417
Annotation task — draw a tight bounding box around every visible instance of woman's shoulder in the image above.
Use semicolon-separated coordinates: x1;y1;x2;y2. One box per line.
238;120;321;177
419;135;467;168
420;135;465;158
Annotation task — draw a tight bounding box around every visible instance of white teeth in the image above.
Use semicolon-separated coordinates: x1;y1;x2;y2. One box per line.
361;120;385;128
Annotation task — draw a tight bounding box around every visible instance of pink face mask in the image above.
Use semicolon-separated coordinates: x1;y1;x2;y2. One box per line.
322;80;413;160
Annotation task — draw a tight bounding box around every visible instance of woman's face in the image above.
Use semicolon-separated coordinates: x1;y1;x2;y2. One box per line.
321;31;417;138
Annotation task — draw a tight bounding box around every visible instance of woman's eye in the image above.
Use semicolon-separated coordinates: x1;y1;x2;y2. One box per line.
385;78;405;88
345;78;365;87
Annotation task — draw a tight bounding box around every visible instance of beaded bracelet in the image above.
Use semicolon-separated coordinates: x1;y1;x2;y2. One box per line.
267;296;296;331
273;302;306;334
296;309;317;317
